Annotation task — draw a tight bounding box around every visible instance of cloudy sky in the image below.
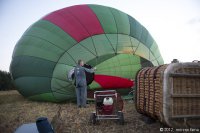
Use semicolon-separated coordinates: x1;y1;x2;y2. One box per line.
0;0;200;71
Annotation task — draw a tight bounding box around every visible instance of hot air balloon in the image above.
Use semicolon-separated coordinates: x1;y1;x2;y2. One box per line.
10;4;164;102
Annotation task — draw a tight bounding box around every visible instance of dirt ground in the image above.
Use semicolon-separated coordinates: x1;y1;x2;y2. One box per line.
0;90;162;133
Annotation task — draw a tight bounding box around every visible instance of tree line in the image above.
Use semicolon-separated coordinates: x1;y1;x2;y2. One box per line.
0;70;15;91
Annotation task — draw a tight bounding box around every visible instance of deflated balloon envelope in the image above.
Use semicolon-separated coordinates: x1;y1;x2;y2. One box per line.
10;4;164;102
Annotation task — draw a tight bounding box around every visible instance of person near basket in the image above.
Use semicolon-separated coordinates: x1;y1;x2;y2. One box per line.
74;59;96;108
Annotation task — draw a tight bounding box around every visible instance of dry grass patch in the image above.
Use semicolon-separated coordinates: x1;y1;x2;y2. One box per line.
0;90;161;133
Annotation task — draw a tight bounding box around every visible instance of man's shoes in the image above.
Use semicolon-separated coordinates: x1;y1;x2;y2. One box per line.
77;105;88;108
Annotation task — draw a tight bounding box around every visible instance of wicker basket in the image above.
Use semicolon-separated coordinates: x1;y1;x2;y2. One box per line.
135;62;200;128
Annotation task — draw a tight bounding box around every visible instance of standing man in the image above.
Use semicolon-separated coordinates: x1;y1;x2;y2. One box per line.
74;59;95;108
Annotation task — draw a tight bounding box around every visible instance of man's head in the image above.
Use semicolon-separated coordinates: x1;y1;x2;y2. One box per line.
78;59;84;66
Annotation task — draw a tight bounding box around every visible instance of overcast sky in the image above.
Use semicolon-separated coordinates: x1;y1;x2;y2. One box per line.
0;0;200;71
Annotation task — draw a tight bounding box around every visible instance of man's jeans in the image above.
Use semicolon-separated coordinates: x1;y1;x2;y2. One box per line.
76;86;87;107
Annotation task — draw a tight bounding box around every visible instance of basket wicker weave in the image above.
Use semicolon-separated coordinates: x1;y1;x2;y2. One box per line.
135;62;200;128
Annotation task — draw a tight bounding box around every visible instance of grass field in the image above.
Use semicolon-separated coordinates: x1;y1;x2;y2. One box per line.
0;90;161;133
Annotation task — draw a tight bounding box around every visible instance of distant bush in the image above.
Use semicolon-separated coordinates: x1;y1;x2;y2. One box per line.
0;70;15;91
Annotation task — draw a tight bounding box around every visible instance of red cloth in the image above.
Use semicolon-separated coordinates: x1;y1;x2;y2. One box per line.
43;5;104;42
94;74;134;89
